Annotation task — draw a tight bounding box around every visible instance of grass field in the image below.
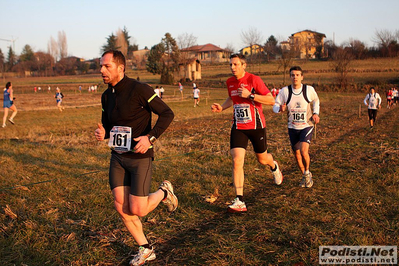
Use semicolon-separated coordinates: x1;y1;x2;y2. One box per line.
0;61;398;265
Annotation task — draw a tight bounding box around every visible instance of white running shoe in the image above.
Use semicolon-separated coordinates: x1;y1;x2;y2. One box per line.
228;197;247;213
300;172;314;188
272;161;283;185
159;180;178;212
129;246;156;266
8;119;14;125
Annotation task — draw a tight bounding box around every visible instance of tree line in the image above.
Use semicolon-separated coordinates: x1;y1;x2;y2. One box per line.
0;27;398;84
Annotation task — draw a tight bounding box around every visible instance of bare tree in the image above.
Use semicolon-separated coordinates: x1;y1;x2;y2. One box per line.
177;33;197;50
346;38;367;59
48;36;58;63
330;47;354;89
241;27;263;56
177;33;198;81
0;49;4;79
58;31;68;59
277;48;295;84
116;28;128;57
372;29;397;57
225;43;235;54
241;27;264;72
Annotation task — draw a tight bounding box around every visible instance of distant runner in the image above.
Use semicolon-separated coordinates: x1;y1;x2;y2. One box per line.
55;87;65;112
2;82;18;128
364;87;382;129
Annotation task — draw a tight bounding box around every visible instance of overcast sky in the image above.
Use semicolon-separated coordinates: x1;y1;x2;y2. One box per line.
1;0;398;60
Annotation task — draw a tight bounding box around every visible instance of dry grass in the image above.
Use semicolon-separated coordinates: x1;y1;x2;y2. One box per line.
0;63;398;265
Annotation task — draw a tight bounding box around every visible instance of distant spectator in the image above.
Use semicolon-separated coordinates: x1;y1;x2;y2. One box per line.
160;86;165;99
154;86;161;97
271;87;279;98
178;82;183;100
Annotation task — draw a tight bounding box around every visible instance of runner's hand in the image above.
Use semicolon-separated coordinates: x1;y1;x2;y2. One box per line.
133;136;151;154
312;114;320;124
95;123;105;141
211;103;223;113
237;86;250;98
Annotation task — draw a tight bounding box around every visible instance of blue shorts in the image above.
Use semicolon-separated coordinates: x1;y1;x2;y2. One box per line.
3;100;12;108
288;127;314;151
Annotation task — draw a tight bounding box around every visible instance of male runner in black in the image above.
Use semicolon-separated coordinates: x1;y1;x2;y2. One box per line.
94;50;177;266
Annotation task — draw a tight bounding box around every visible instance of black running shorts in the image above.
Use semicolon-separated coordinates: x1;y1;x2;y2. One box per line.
109;154;152;196
230;127;267;153
368;109;378;121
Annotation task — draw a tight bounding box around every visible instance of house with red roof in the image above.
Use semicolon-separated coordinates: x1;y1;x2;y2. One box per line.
181;43;231;64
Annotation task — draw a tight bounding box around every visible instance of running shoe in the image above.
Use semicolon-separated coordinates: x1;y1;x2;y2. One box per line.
8;119;14;125
227;197;247;213
1;124;5;128
272;161;283;185
299;172;314;188
159;180;178;212
129;246;156;266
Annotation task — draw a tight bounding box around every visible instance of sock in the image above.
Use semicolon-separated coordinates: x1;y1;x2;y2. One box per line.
160;188;168;200
304;170;310;175
237;195;244;202
141;243;151;249
271;164;277;172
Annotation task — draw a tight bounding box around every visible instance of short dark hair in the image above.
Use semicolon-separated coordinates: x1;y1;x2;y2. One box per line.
102;50;126;72
230;53;247;64
289;66;303;75
5;82;11;89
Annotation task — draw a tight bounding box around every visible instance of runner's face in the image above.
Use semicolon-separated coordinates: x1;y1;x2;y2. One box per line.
290;70;303;87
100;53;123;86
230;57;246;79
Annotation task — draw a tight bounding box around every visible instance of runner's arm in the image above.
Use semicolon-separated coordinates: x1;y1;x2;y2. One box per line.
273;88;286;113
147;95;174;139
211;97;233;113
364;95;369;106
100;93;112;139
244;91;275;105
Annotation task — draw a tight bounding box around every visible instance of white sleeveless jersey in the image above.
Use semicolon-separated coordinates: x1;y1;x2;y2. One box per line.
274;84;319;130
287;90;313;129
364;93;381;110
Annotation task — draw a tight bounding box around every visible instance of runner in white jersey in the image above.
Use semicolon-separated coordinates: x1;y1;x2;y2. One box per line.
193;86;200;107
363;87;382;129
273;66;320;188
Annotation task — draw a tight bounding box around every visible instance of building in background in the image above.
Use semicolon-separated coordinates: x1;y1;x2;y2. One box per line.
284;30;326;59
180;43;231;64
239;44;265;56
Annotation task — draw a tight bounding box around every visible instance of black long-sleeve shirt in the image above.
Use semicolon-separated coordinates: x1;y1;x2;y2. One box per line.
101;75;174;158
